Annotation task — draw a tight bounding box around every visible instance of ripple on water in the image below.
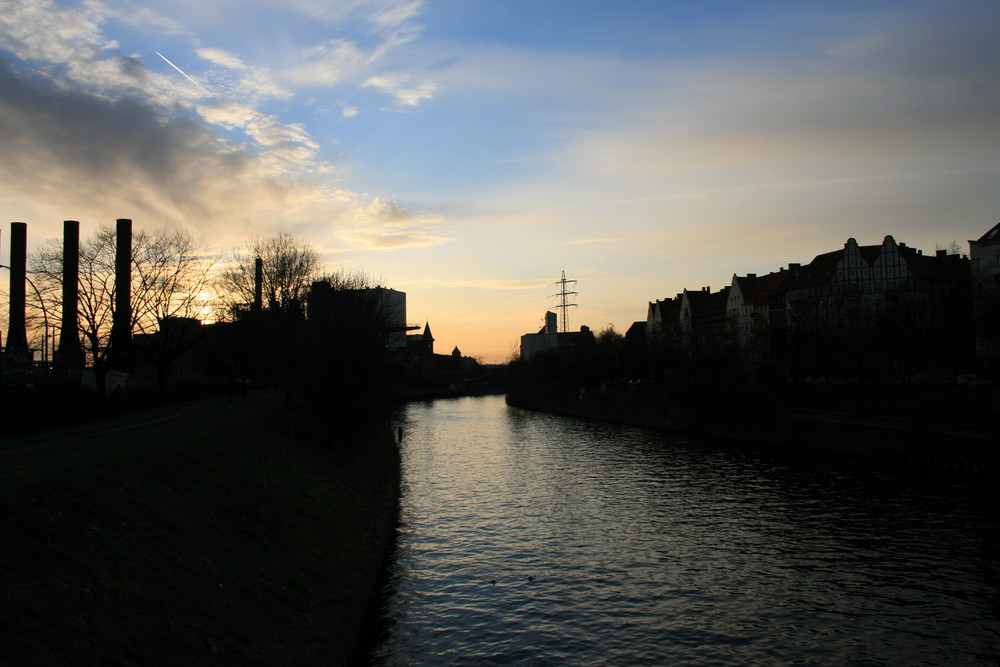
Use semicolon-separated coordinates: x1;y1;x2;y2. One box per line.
373;396;1000;665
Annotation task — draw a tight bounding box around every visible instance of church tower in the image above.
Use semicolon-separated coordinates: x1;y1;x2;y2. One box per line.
422;321;434;354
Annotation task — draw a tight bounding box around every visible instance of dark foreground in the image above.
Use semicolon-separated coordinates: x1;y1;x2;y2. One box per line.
0;392;399;665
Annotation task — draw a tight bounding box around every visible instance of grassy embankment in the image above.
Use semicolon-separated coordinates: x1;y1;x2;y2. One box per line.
0;391;398;665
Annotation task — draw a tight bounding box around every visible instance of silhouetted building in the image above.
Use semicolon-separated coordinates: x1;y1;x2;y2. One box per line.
970;222;1000;278
520;310;595;362
969;222;1000;375
307;282;411;349
645;235;975;381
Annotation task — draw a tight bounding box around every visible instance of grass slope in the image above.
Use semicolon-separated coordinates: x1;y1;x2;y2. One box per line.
0;392;398;665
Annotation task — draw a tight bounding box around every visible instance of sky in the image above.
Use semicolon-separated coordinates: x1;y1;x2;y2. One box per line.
1;0;998;363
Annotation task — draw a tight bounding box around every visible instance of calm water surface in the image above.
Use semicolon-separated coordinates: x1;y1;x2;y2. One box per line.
371;395;1000;665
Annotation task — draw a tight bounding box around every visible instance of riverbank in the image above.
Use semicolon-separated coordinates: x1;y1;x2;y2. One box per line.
0;392;399;665
506;384;1000;474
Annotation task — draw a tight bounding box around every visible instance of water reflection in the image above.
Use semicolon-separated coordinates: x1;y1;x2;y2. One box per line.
372;395;1000;665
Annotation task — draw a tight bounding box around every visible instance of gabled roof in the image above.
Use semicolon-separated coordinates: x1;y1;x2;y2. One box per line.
800;249;844;286
650;297;681;322
681;288;713;313
731;274;760;302
753;270;790;304
973;221;1000;247
704;286;730;314
625;321;646;340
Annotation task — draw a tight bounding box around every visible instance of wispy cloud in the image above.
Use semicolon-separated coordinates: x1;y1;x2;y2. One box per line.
570;15;1000;186
338;197;451;250
568;237;627;246
361;72;438;107
281;38;366;88
451;279;551;290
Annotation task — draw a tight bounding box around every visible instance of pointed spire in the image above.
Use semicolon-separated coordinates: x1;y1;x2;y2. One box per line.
423;321;434;341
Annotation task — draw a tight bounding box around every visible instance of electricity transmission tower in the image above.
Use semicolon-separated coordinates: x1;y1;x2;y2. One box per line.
550;270;578;333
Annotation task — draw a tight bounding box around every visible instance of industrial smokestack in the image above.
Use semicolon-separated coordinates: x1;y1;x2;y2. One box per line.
254;256;263;312
5;222;28;350
111;218;132;349
55;220;82;366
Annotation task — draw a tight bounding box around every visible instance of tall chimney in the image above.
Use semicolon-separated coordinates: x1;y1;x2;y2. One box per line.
254;256;263;312
111;218;132;349
5;222;28;350
55;220;82;366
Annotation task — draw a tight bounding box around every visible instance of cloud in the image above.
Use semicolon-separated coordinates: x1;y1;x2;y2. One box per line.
281;38;366;87
337;197;451;249
0;1;207;109
195;47;245;71
361;72;438;106
188;49;290;102
0;0;109;64
0;59;356;244
0;0;457;272
256;0;428;100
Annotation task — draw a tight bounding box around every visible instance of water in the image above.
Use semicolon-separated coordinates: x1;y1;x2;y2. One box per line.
371;395;1000;665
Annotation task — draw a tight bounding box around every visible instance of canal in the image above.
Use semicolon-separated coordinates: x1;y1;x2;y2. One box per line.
370;395;1000;665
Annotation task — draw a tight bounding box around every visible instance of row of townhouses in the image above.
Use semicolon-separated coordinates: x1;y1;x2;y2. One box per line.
632;223;1000;380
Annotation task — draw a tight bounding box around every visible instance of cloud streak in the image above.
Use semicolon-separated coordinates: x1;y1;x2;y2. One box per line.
156;51;208;93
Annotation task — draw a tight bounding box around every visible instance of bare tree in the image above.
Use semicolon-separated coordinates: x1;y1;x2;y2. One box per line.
216;232;320;318
31;226;118;392
130;230;217;398
28;225;214;395
936;239;964;256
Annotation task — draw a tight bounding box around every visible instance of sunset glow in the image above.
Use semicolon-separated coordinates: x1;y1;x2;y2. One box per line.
2;0;998;362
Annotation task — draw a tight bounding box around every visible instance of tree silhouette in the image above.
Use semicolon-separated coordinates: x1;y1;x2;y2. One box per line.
29;225;213;395
216;232;319;318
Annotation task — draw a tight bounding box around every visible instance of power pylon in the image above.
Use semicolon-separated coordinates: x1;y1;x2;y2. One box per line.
550;270;578;333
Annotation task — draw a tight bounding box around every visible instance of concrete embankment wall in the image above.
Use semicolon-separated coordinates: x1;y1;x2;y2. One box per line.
506;389;1000;475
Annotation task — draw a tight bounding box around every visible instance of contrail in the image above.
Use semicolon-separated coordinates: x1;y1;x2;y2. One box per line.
156;51;209;93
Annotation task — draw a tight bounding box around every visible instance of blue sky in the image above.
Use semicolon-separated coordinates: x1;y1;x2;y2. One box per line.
2;0;998;361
